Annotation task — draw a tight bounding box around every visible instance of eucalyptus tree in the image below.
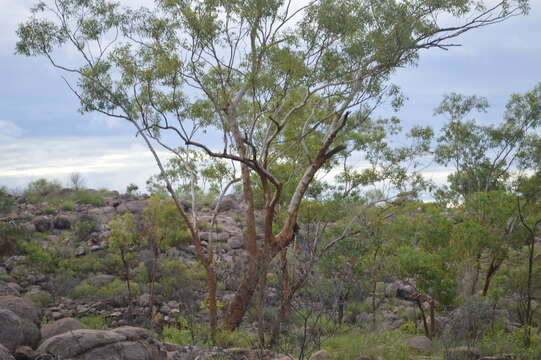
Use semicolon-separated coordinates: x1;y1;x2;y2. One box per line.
434;84;541;202
16;0;530;330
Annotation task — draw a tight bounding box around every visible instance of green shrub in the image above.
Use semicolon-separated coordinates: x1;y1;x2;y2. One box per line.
72;190;105;207
60;200;76;211
162;326;194;346
24;291;54;307
0;222;28;258
0;187;15;215
24;178;62;203
79;315;111;330
72;215;100;242
322;329;411;360
477;328;541;360
70;278;136;302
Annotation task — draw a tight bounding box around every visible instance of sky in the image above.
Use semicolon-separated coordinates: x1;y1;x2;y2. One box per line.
1;0;541;192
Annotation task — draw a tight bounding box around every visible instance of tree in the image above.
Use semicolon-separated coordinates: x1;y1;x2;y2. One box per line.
108;212;139;312
434;84;541;202
69;172;85;190
16;0;530;330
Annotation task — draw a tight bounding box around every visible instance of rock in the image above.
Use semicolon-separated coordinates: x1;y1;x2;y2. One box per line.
0;296;41;325
0;309;39;353
199;232;229;242
405;336;434;354
138;294;151;307
0;344;14;360
41;317;86;342
117;200;149;214
13;346;35;360
53;215;72;230
3;257;25;272
32;216;52;233
309;350;332;360
88;206;116;224
445;346;481;360
0;283;20;297
36;327;166;360
212;194;240;212
227;235;244;249
75;246;86;257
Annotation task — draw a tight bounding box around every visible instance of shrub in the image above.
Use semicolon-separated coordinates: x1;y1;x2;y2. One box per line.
79;315;110;330
24;291;54;307
72;215;100;242
24;178;62;203
0;187;15;215
0;222;28;258
60;200;76;211
322;329;411;360
70;278;136;303
71;190;105;207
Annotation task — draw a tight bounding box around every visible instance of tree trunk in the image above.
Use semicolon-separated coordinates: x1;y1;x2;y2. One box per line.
470;253;481;296
225;255;267;330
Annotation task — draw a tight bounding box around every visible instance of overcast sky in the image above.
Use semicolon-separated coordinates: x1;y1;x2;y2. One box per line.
1;0;541;192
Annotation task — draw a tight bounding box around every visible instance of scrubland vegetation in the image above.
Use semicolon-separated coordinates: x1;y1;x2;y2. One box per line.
2;0;541;359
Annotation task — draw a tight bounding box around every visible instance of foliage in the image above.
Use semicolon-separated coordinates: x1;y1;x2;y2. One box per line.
24;178;62;203
79;315;111;330
72;215;100;242
0;187;15;215
322;329;411;360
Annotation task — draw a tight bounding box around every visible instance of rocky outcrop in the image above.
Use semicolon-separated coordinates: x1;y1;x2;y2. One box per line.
0;344;14;360
32;216;52;233
405;335;434;354
41;317;86;342
0;309;39;353
36;327;166;360
0;296;41;325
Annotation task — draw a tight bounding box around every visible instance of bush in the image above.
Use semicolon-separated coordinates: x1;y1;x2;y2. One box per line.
322;329;411;360
24;178;62;203
0;187;15;215
72;215;100;242
79;315;110;330
0;222;28;258
70;278;136;303
71;190;105;207
60;200;76;211
24;291;54;307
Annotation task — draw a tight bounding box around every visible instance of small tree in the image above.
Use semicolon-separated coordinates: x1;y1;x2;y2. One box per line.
69;172;85;191
108;212;138;311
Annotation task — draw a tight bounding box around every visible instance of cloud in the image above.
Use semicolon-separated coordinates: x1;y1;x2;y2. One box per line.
0;135;172;192
0;120;24;139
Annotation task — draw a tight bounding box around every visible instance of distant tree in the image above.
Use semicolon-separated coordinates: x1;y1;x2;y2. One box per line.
434;84;541;202
16;0;530;331
69;172;85;191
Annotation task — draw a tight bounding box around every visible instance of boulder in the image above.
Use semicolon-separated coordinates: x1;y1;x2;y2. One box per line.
32;216;52;233
0;344;14;360
0;309;39;353
117;200;149;214
53;215;73;230
13;346;35;360
212;194;240;212
41;318;86;342
404;336;434;354
227;235;244;250
309;350;332;360
445;346;481;360
0;296;41;325
36;327;166;360
0;283;20;297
